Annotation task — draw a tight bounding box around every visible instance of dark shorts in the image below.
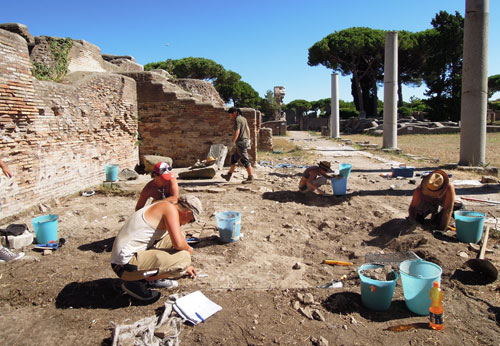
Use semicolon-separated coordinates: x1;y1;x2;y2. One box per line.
231;140;251;168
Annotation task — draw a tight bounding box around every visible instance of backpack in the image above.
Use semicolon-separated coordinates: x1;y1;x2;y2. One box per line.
0;223;29;248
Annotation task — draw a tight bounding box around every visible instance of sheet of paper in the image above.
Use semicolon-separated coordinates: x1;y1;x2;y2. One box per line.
174;291;222;324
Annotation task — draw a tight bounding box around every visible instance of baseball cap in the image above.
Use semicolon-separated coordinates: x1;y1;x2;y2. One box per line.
153;162;174;181
178;195;203;221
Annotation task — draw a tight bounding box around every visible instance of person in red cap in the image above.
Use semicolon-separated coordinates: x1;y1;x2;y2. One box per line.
135;162;179;211
408;169;456;231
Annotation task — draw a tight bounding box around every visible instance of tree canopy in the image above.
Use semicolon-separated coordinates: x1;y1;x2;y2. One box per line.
145;57;262;107
308;27;385;117
488;74;500;99
144;57;224;81
420;11;464;121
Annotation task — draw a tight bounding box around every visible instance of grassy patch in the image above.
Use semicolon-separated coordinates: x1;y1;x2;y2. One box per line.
258;137;316;162
336;132;500;170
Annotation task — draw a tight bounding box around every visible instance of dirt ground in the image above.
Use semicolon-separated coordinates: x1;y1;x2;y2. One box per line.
1;131;500;346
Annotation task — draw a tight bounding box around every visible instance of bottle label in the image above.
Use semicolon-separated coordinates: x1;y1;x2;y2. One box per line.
429;312;444;325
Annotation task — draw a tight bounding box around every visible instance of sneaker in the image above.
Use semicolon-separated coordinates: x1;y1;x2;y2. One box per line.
0;247;24;263
221;173;232;181
121;281;161;302
147;279;178;289
242;175;254;184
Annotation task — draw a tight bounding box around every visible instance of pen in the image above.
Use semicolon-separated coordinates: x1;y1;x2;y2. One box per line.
195;312;205;322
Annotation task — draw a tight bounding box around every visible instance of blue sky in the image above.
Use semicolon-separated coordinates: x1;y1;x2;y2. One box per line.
2;0;499;103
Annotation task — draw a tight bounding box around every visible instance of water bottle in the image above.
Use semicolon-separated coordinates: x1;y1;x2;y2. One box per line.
429;281;444;330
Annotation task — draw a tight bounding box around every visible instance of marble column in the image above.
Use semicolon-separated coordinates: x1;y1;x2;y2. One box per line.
330;73;340;138
459;0;489;166
383;31;398;149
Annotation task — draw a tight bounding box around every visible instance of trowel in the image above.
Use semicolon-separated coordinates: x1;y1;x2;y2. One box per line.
465;227;498;281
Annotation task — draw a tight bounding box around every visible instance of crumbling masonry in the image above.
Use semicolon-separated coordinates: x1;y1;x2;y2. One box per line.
0;24;260;220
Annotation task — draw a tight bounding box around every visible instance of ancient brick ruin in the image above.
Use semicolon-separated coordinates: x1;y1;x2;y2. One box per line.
0;23;261;220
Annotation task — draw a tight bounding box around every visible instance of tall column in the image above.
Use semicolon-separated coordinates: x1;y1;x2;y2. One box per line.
383;31;398;149
382;31;398;149
459;0;489;166
330;73;340;138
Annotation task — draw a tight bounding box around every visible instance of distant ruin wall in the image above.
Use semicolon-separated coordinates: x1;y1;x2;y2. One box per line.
0;29;138;219
124;72;259;168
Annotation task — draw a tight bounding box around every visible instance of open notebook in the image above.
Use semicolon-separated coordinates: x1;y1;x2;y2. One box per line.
173;291;222;325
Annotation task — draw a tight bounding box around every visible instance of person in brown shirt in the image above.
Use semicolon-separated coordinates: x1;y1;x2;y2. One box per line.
408;169;456;231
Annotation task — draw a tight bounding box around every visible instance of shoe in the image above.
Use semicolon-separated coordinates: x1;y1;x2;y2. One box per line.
0;247;24;263
147;279;178;289
242;175;254;184
221;173;232;181
121;281;161;302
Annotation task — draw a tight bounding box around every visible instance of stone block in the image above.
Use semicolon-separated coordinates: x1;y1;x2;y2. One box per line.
0;230;34;249
144;155;173;172
178;166;216;179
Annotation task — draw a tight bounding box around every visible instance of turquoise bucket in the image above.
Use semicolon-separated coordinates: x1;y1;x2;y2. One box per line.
358;264;399;311
339;163;352;178
454;210;485;243
399;259;442;315
105;164;119;182
331;177;347;195
216;211;241;243
32;214;58;244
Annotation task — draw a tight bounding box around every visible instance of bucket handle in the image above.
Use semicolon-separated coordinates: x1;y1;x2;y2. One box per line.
232;220;241;240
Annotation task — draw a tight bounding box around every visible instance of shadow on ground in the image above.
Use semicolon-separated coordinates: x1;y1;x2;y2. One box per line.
365;218;418;248
78;237;115;253
56;278;157;309
321;292;424;323
262;190;351;206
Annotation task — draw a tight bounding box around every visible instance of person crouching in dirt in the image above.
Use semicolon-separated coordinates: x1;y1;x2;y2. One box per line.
408;169;455;231
111;195;202;303
135;162;179;211
298;161;333;195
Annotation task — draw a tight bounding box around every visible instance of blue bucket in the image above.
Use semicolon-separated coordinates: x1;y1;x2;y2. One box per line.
216;211;241;243
399;259;442;315
358;264;399;311
32;214;58;244
105;164;119;182
339;163;352;178
331;177;347;195
454;210;485;243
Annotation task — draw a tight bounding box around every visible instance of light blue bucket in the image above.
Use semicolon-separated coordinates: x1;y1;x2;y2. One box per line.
399;259;442;315
215;211;241;243
339;163;352;178
331;177;347;195
454;210;485;244
358;264;399;311
32;214;58;244
105;164;119;182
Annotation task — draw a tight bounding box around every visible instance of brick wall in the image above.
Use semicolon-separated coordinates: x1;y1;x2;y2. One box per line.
124;72;259;168
0;29;138;220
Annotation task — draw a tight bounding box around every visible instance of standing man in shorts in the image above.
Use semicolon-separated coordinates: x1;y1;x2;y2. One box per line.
221;107;254;184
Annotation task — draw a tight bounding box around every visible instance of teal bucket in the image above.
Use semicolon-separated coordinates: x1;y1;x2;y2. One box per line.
454;210;485;243
358;264;399;311
105;164;119;182
32;214;58;244
216;211;241;243
339;163;352;178
399;259;442;315
331;177;347;195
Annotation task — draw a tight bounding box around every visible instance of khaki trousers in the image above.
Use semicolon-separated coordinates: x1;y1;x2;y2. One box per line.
120;233;191;281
